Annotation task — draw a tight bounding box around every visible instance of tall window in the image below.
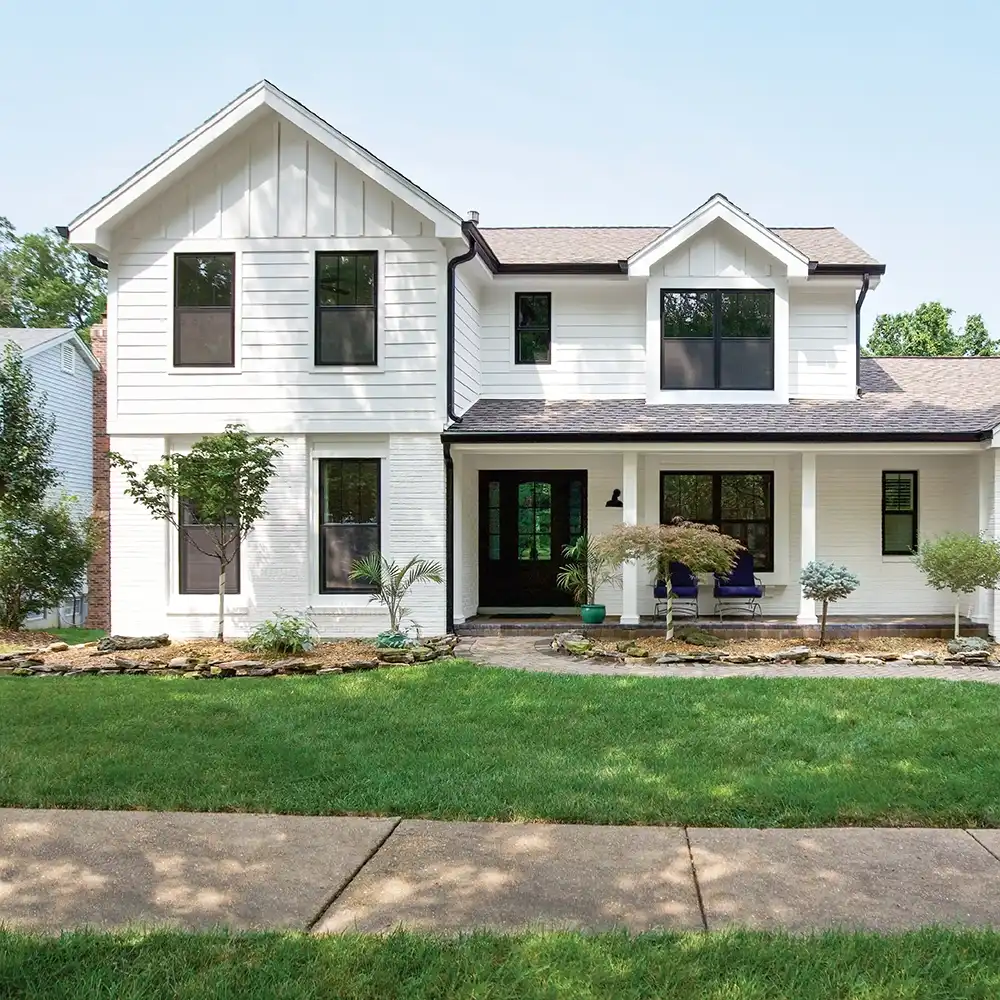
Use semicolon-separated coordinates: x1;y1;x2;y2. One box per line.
661;289;773;390
514;292;551;364
179;500;240;595
174;253;235;367
316;252;377;365
517;481;552;560
661;471;774;571
882;471;918;555
319;459;380;591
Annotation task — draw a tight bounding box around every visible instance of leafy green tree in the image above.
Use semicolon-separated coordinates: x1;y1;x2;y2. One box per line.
866;302;997;357
349;553;444;637
0;222;107;339
0;343;57;511
0;499;96;629
914;533;1000;637
800;561;859;645
556;534;621;608
110;425;285;640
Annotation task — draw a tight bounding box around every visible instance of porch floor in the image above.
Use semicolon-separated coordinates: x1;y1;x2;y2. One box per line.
456;614;988;640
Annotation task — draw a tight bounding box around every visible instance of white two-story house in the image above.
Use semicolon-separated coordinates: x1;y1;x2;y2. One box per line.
67;81;1000;639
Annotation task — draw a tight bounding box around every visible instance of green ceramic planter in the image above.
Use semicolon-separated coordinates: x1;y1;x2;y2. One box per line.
580;604;607;625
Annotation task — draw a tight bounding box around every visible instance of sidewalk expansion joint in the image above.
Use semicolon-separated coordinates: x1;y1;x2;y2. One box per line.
683;826;709;932
306;817;402;932
966;829;1000;866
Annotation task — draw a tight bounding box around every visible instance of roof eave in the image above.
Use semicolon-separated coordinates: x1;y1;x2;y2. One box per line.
441;429;989;444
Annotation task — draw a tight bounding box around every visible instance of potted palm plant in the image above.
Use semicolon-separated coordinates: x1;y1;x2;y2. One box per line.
556;534;621;624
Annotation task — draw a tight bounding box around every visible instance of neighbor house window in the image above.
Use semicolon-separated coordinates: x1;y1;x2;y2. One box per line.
174;253;235;367
661;289;773;390
514;292;551;364
319;458;380;591
179;500;240;594
316;252;377;365
661;471;774;572
882;471;918;555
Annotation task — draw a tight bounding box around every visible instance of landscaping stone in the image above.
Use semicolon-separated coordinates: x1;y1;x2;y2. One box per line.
0;666;15;675
182;671;203;679
96;634;170;653
347;659;378;670
221;660;265;669
408;646;437;662
655;654;687;664
271;659;311;673
376;650;413;664
46;642;69;653
673;627;727;647
168;656;196;668
211;665;238;677
948;636;992;654
11;667;31;676
721;654;755;664
0;650;36;661
774;646;811;663
564;640;593;655
623;645;648;658
318;667;344;675
113;657;147;669
248;667;277;677
98;669;120;675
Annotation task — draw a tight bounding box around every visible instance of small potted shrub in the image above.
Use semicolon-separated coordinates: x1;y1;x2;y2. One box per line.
556;535;620;624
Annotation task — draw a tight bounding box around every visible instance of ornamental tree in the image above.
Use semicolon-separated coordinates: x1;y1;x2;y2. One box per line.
110;424;284;641
914;532;1000;638
799;561;859;645
590;520;742;638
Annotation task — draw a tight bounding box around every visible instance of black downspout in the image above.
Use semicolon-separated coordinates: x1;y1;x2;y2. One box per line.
855;271;871;395
443;440;455;633
446;221;478;424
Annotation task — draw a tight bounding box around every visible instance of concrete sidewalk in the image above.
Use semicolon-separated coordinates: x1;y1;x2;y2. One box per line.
3;808;1000;934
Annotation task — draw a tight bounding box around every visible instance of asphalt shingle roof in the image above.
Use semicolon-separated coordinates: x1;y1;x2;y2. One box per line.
477;226;880;268
0;328;74;353
446;358;1000;440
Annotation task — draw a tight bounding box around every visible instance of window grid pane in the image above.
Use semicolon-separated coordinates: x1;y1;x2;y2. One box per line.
316;252;377;366
320;458;380;591
174;253;234;367
517;481;553;561
882;471;918;554
488;480;501;561
515;293;551;365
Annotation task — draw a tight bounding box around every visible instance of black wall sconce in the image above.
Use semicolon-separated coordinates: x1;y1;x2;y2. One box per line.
605;489;623;508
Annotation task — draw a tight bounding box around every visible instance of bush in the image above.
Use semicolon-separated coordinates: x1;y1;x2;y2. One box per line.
914;532;1000;637
800;561;859;645
242;611;316;655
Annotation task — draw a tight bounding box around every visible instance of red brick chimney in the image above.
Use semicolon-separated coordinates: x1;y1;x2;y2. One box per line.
87;315;111;630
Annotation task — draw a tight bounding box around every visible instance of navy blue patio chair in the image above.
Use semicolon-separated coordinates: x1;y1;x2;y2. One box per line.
654;562;699;620
713;552;764;619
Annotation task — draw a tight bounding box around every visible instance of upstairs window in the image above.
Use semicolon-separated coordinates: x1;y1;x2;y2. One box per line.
515;292;551;364
174;253;235;367
661;289;773;390
319;458;380;592
316;252;377;365
882;471;918;555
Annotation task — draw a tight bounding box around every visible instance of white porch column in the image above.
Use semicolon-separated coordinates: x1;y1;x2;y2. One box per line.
974;450;996;626
796;451;818;625
452;450;465;625
620;451;640;625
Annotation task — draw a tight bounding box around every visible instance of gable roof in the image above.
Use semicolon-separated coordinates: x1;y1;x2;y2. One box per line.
68;80;465;253
0;328;100;370
445;358;1000;442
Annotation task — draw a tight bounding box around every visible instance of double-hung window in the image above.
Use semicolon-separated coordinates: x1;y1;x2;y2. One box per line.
316;252;378;365
882;471;918;555
661;289;774;390
319;459;380;592
661;471;774;572
514;292;551;364
174;253;235;367
178;500;241;594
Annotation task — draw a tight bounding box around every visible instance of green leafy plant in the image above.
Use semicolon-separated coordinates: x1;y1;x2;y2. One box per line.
800;561;860;645
349;553;444;635
591;521;742;638
242;611;316;655
375;630;410;649
110;424;285;641
914;532;1000;637
556;534;621;607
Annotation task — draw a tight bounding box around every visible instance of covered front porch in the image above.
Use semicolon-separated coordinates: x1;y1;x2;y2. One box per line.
449;441;1000;636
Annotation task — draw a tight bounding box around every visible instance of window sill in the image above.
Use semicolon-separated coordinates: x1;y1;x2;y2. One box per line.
309;364;385;375
167;367;242;376
167;604;249;616
882;555;917;563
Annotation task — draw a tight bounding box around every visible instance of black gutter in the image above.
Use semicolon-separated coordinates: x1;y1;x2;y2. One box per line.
855;271;871;396
443;441;455;633
442;429;989;444
811;262;886;277
446;222;478;424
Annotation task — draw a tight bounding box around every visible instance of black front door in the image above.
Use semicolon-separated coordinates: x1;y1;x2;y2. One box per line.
479;471;587;608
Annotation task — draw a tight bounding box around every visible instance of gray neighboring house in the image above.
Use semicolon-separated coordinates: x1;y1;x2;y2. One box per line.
0;328;99;627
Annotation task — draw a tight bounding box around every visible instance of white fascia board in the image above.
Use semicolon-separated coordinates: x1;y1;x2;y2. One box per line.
21;329;101;370
627;194;811;278
69;81;464;252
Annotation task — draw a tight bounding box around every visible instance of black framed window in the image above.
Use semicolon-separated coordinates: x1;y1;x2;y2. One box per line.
179;500;240;594
174;253;235;367
515;292;551;364
661;471;774;572
661;289;773;390
320;458;380;592
882;471;918;555
316;252;377;365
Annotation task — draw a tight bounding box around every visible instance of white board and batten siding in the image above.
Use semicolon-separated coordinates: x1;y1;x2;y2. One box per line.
109;111;445;436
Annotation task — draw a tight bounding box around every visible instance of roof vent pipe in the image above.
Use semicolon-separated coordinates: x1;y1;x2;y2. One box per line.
467;210;479;224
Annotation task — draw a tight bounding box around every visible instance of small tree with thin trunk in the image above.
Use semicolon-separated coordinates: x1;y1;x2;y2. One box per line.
590;521;742;638
799;561;859;646
914;532;1000;638
110;424;284;641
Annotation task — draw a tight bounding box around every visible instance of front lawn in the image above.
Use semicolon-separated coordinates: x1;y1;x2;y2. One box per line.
2;662;999;827
3;928;1000;999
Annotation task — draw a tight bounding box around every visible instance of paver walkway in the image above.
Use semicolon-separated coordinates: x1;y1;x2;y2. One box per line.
4;809;1000;934
460;636;1000;682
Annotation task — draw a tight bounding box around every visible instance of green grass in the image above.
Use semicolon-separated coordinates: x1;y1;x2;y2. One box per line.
2;661;1000;826
3;928;1000;999
45;627;107;643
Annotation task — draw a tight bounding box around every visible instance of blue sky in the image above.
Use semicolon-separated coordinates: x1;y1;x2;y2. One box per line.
2;0;995;336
